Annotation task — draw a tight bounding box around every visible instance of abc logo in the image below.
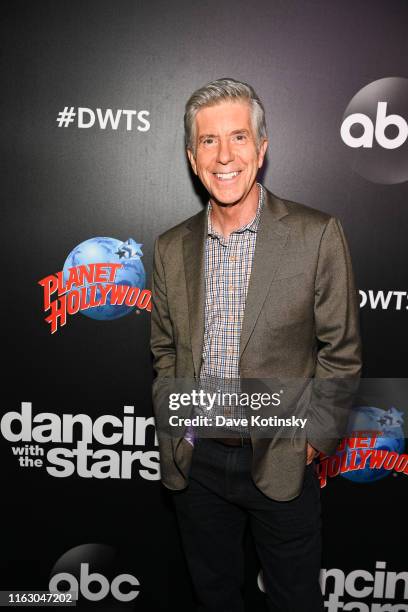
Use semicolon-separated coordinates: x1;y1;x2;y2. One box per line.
340;77;408;184
49;544;140;603
49;562;139;602
341;102;408;150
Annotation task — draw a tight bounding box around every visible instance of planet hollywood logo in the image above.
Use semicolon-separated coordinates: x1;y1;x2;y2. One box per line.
317;407;407;487
38;237;151;333
0;402;160;481
340;77;408;184
49;544;140;604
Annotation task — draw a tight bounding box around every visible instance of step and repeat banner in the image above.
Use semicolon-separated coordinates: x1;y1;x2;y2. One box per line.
2;0;407;610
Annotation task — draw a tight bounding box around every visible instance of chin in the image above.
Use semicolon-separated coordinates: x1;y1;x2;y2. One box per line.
214;190;245;205
208;182;243;200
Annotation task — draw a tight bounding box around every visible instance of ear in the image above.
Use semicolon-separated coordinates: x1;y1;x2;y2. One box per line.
257;138;268;169
187;148;198;175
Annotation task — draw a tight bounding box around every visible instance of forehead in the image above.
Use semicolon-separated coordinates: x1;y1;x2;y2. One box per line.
194;100;252;134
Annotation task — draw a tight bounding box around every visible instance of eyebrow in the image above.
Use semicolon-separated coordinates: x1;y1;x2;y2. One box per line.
198;134;217;142
198;129;250;142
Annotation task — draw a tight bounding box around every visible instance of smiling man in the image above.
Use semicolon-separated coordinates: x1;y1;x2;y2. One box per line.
151;78;362;612
187;100;267;235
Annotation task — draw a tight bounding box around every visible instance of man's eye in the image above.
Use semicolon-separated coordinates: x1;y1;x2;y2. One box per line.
203;138;216;145
234;134;247;142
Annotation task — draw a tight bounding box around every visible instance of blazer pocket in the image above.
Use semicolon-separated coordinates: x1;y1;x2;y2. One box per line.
273;270;306;282
263;273;312;329
273;254;307;281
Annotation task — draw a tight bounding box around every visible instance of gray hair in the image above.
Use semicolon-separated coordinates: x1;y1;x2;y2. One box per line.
184;77;267;155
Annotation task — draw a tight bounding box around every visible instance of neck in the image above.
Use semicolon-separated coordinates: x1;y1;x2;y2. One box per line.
210;182;260;238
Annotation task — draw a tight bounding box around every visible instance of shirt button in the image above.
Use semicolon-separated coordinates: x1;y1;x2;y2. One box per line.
227;348;235;354
229;315;234;323
228;285;234;292
229;255;237;261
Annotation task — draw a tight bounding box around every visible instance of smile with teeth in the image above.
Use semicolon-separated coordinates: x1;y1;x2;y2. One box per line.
214;171;241;180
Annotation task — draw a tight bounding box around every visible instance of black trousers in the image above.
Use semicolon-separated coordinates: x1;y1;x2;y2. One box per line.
171;437;324;612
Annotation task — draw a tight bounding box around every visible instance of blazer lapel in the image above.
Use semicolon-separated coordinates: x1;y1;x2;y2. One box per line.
183;209;207;378
182;189;290;376
239;190;290;360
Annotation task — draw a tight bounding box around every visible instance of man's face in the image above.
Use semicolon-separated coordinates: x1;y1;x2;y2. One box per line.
187;100;268;206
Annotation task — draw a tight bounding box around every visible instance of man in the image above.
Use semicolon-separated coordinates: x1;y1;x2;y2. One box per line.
151;78;362;611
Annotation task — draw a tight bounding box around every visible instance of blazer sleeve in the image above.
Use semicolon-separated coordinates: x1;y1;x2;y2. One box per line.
314;217;362;378
306;217;362;456
150;237;176;379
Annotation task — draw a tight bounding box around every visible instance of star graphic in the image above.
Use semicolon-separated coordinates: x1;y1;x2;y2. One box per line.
115;239;143;259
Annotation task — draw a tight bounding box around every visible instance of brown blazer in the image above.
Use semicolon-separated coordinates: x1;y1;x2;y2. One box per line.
150;187;362;500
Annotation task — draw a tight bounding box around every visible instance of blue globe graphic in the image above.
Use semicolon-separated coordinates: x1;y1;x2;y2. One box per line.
63;237;145;321
339;406;405;483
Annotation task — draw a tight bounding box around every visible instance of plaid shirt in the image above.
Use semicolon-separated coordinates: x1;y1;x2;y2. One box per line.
184;183;265;445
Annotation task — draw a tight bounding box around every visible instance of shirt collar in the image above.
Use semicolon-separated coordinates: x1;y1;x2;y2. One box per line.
207;182;265;238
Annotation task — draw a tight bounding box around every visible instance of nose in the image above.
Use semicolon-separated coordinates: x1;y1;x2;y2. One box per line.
216;138;234;165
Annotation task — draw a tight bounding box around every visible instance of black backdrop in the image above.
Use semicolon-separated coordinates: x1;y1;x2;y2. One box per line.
2;1;408;610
